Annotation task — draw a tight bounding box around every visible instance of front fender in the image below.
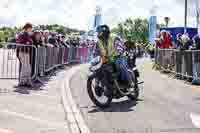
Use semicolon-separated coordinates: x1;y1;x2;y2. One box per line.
87;71;97;81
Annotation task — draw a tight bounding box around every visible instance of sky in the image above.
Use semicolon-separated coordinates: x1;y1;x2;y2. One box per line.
0;0;199;30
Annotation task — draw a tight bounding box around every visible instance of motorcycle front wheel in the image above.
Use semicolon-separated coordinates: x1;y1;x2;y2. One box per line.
87;77;113;108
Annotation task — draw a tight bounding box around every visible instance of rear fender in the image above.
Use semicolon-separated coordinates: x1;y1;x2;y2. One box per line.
132;67;140;77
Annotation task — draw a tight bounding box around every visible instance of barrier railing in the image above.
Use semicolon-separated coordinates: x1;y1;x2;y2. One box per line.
155;48;200;81
0;43;37;79
0;43;94;80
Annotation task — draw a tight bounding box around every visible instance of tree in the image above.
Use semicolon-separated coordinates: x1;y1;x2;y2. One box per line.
112;18;149;43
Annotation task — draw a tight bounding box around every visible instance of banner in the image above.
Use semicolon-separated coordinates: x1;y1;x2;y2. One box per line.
149;16;157;44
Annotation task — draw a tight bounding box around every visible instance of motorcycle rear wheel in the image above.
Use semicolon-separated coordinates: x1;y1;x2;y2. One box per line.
127;71;139;100
127;84;139;100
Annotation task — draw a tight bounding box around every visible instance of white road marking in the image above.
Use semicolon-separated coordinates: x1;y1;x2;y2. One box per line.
190;113;200;128
61;64;91;133
0;109;68;129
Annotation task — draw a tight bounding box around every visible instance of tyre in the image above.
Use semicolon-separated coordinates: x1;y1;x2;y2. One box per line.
87;77;112;108
127;84;139;100
127;71;139;100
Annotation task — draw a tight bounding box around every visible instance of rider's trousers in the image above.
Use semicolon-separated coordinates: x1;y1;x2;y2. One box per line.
115;57;131;83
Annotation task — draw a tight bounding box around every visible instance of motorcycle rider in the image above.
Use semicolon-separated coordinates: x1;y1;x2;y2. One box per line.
94;25;133;87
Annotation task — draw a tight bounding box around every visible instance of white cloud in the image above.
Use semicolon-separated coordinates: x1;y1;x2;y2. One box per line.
0;0;199;30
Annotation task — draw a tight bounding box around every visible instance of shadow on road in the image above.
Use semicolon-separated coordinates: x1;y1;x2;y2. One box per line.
13;65;74;95
88;99;138;113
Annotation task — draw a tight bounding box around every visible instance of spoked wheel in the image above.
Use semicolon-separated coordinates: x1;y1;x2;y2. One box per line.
87;77;112;108
127;71;139;100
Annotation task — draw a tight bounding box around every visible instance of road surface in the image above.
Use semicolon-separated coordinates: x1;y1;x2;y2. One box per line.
0;68;71;133
70;58;200;133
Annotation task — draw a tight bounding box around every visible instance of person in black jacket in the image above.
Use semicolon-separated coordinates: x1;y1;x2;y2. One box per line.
32;31;43;47
180;33;192;50
48;33;58;47
31;31;43;77
193;34;200;50
176;33;182;49
192;34;200;85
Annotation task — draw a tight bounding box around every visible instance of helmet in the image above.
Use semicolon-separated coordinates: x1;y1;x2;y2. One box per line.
96;25;110;40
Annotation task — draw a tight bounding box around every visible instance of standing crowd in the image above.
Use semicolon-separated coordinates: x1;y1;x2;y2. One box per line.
13;23;96;88
155;30;200;51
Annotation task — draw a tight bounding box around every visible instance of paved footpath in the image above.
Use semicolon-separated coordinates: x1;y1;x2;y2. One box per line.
0;68;71;133
70;58;200;133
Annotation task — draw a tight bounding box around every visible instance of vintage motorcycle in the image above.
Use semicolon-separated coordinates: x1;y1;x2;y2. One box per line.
87;56;143;108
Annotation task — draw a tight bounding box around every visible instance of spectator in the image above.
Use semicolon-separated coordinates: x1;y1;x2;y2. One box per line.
43;30;49;44
66;39;71;47
31;31;43;77
180;33;192;50
176;33;182;49
192;34;200;85
160;30;173;49
155;38;161;48
60;35;70;48
48;33;58;47
193;34;200;50
57;35;61;47
16;23;33;87
32;31;43;47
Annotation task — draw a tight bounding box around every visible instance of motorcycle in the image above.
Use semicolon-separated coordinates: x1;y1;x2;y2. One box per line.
87;56;143;108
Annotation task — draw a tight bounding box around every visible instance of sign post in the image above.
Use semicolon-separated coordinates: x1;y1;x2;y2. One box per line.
184;0;188;33
149;16;157;44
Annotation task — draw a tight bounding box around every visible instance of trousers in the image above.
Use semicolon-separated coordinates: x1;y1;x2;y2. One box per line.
115;57;131;82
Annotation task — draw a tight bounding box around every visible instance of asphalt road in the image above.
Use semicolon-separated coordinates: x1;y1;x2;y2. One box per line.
70;58;200;133
0;68;70;133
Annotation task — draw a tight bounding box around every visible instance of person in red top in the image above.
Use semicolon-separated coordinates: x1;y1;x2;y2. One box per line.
16;23;33;88
160;30;173;49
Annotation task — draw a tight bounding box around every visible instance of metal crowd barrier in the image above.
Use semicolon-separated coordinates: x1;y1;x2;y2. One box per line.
38;46;94;74
0;43;37;79
155;48;200;81
0;43;94;80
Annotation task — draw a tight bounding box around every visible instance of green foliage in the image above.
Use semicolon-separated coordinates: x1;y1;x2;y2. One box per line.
112;18;165;45
38;24;83;35
112;18;149;43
